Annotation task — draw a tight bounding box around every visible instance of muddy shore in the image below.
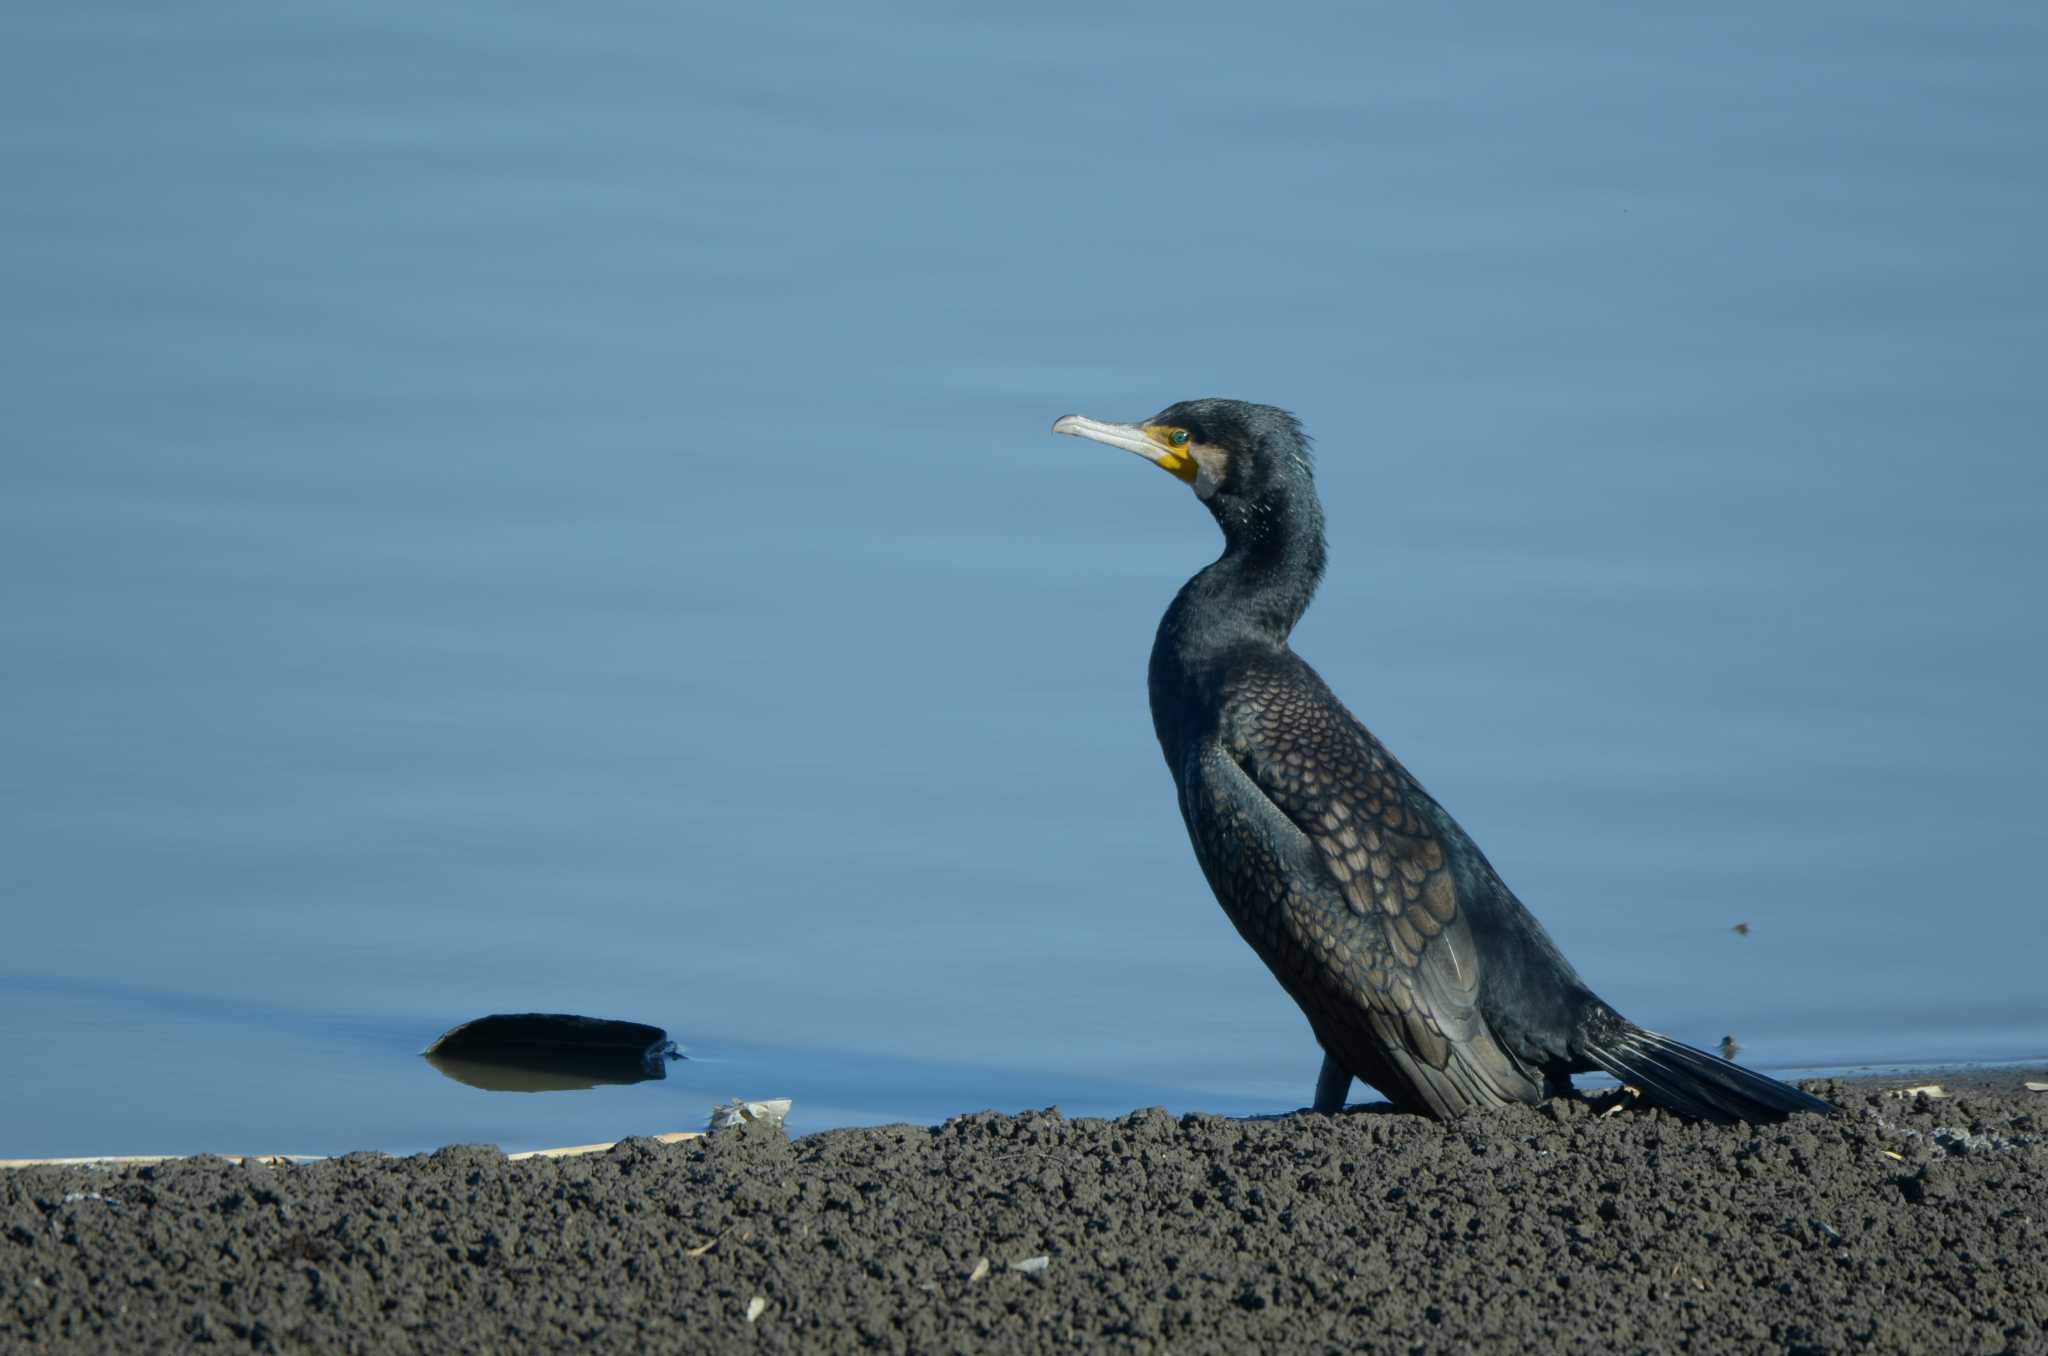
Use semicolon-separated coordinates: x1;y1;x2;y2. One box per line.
6;1073;2043;1354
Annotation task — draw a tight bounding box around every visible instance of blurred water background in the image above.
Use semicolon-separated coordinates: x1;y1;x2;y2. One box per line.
3;2;2043;1157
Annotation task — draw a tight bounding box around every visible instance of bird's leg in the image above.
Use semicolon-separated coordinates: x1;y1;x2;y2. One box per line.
1313;1053;1353;1113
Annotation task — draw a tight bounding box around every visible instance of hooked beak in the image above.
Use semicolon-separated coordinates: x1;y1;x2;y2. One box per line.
1052;414;1198;485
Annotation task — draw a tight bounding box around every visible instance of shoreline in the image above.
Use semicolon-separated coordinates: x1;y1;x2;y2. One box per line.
7;1067;2043;1353
5;1062;2039;1171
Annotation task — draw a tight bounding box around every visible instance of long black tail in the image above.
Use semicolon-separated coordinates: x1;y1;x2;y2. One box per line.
1580;1018;1835;1123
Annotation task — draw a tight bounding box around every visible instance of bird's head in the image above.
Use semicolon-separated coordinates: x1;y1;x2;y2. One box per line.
1051;398;1316;538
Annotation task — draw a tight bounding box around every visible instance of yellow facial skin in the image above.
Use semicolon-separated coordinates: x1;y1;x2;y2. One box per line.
1143;426;1199;484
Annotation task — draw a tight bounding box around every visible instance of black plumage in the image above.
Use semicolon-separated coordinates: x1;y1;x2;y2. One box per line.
1054;398;1833;1123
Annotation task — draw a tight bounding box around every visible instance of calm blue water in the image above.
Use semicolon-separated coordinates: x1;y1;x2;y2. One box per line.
3;3;2043;1158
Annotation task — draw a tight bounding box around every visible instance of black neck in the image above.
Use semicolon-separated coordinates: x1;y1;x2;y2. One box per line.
1151;487;1327;695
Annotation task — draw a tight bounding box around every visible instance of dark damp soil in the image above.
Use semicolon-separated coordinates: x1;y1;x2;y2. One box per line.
6;1073;2045;1355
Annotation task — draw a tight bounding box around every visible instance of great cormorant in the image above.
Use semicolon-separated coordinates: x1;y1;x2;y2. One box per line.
1054;399;1832;1123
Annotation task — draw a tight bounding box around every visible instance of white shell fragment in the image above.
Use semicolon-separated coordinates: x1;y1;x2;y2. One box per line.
1010;1255;1050;1274
968;1258;990;1283
708;1098;794;1132
744;1296;766;1323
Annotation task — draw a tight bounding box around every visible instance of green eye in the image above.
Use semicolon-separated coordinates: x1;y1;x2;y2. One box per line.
1166;429;1190;448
